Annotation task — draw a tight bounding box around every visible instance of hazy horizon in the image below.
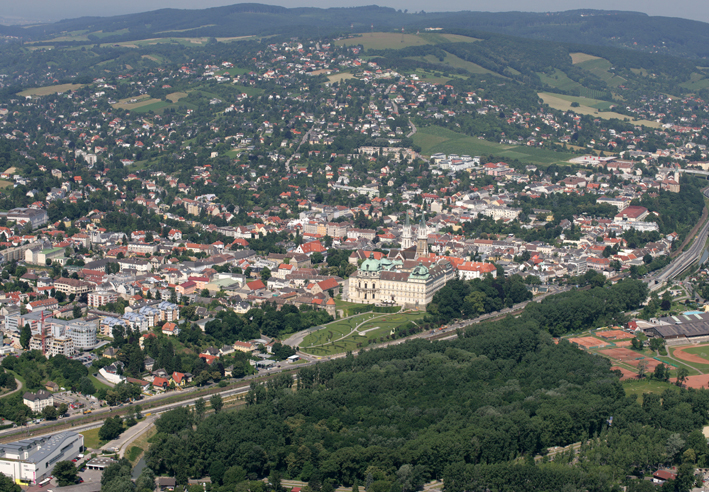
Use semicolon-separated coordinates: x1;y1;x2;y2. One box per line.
2;0;709;25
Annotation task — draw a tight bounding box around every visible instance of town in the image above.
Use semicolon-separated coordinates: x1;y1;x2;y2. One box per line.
1;20;709;492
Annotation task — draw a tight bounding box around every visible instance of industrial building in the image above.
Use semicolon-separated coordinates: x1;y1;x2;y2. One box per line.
0;432;83;484
646;312;709;345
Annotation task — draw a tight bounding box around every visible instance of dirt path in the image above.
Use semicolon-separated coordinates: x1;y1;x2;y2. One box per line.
0;379;22;400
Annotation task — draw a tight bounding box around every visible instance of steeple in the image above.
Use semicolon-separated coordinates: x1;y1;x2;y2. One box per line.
416;213;428;258
401;211;413;249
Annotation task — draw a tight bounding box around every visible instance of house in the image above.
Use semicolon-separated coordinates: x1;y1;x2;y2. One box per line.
171;371;190;386
161;322;180;336
233;341;254;353
23;390;54;413
157;478;176;491
153;377;170;391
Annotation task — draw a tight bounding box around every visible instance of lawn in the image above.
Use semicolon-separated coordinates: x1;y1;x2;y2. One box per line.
334;298;368;317
89;374;112;392
413;126;576;165
623;379;680;403
537;69;586;94
80;427;106;450
19;84;85;97
300;311;424;356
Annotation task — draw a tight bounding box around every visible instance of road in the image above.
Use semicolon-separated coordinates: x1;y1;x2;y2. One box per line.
108;414;158;457
406;118;416;138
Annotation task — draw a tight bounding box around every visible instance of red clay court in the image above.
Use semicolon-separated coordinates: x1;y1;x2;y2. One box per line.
615;340;633;347
599;347;662;371
597;329;633;340
569;337;609;349
681;374;709;389
598;347;641;361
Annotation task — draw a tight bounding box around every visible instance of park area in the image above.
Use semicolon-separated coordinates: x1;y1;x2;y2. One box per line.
413;126;576;166
299;311;424;356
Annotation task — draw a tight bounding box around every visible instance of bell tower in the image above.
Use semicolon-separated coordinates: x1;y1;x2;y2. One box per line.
401;211;413;249
416;214;428;258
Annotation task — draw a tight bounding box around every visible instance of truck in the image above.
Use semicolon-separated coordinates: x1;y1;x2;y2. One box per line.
83;409;92;415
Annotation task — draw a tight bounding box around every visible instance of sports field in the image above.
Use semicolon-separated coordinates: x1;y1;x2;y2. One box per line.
413;126;576;166
300;311;423;356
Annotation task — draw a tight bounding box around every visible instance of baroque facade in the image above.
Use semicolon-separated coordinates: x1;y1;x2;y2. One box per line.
346;253;455;308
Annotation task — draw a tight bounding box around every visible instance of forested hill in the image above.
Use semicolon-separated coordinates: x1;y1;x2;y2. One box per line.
143;312;709;492
5;6;709;60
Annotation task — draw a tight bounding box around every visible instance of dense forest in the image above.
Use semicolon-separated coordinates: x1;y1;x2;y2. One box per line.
146;308;709;491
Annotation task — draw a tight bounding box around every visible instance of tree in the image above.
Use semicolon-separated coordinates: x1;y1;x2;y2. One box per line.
260;267;271;281
20;324;31;350
677;367;689;387
58;403;69;416
41;405;58;420
311;252;324;264
53;460;78;486
210;394;223;413
194;397;206;421
135;467;156;492
0;473;20;492
80;376;96;395
73;304;82;319
99;415;124;441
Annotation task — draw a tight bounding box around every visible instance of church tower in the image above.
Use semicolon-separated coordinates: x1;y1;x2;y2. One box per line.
416;214;428;258
401;212;413;249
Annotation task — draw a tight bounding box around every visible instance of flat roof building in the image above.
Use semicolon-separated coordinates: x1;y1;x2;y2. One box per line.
0;431;84;484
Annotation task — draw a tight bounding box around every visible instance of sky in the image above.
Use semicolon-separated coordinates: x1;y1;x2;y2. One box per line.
2;0;709;25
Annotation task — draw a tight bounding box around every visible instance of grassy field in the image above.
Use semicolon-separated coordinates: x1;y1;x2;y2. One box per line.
328;72;355;83
408;52;497;76
19;84;85;97
680;73;709;92
300;311;424;356
80;427;106;450
623;379;680;403
132;101;172;114
538;92;662;128
570;52;601;64
336;32;479;51
537;68;586;94
166;92;188;103
576;57;626;87
413;126;576;165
